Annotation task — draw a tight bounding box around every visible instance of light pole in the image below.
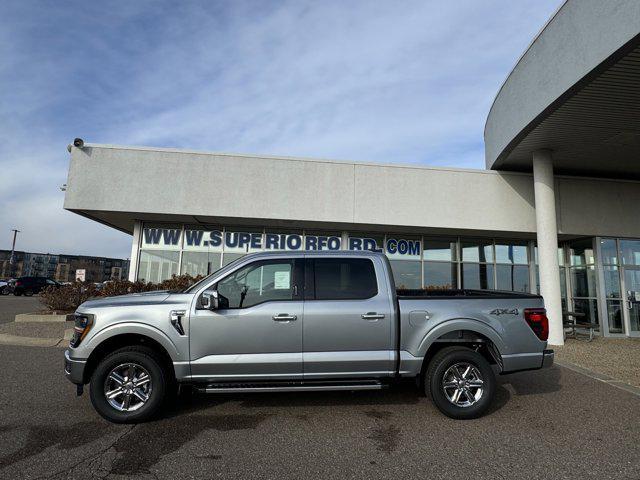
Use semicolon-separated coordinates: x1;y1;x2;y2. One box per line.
9;229;20;277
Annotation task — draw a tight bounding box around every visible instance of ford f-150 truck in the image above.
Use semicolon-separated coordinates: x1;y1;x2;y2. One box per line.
64;250;553;423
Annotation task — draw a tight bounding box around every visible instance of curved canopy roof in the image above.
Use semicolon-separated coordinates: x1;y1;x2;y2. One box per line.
485;0;640;179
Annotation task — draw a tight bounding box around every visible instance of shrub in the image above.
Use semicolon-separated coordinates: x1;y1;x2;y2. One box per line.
39;274;204;313
40;282;100;312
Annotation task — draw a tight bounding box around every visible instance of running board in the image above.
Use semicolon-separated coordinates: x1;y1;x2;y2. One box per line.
196;380;385;394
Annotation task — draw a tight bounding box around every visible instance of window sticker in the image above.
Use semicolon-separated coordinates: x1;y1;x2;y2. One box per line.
274;271;291;290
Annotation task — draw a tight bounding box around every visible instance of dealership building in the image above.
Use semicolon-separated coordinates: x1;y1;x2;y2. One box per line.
63;0;640;344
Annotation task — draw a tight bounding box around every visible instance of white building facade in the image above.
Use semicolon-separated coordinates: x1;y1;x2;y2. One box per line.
63;0;640;344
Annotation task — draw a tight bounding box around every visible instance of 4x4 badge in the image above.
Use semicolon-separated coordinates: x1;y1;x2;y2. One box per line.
490;308;519;316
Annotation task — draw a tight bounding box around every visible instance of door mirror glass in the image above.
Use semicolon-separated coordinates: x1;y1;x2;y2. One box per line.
202;289;219;310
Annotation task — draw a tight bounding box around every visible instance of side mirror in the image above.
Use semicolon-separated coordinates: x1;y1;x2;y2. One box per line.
202;289;219;310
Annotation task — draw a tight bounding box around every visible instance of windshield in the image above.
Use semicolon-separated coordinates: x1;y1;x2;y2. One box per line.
181;255;246;293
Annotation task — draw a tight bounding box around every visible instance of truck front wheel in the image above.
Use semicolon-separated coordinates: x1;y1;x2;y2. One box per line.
425;346;495;420
89;346;168;423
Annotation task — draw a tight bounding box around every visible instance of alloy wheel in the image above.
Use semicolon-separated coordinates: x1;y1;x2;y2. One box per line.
103;363;153;412
442;362;484;407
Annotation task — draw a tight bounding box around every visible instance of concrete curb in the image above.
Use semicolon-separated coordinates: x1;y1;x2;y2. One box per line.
0;333;66;348
15;313;73;323
556;359;640;398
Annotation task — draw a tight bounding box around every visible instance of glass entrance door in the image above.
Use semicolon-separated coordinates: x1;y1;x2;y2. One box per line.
623;267;640;335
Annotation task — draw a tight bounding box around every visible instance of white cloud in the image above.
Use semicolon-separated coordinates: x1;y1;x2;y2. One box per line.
0;0;563;257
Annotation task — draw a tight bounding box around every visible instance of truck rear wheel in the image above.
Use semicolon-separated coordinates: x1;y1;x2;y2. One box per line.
89;346;168;423
425;346;495;420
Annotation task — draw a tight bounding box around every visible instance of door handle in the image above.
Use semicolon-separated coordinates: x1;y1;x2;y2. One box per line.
362;312;385;320
273;314;297;322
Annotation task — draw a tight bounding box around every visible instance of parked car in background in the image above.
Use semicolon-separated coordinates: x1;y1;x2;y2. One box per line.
0;280;9;295
12;276;61;296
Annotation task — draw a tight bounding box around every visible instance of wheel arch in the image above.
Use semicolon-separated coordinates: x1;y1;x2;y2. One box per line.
82;333;175;384
416;319;506;382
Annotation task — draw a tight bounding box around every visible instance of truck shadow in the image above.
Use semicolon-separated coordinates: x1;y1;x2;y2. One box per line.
167;368;561;418
497;365;563;396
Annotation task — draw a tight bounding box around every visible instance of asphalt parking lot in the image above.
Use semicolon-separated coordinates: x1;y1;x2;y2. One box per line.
0;297;639;479
0;294;41;325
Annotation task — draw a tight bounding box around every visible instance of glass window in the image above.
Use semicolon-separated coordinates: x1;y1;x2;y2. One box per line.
263;229;304;252
461;263;494;290
620;240;640;266
217;260;294;309
180;251;221;277
569;239;595;266
602;266;621;299
572;298;599;330
385;236;421;261
423;239;456;262
606;300;624;334
599;239;618;265
461;240;493;263
182;227;224;252
222;252;245;266
423;262;457;290
390;260;421;289
141;224;182;250
138;250;179;283
314;258;378;299
570;266;597;298
347;233;384;252
304;230;343;251
494;242;528;264
223;228;264;254
495;265;530;292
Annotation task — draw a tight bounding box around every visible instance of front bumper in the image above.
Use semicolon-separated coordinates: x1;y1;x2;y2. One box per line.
64;349;86;385
541;349;554;369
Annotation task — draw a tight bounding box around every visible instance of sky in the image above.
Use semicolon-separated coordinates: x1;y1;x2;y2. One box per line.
0;0;563;259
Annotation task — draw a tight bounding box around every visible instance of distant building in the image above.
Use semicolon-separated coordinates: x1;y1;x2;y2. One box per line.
0;250;129;282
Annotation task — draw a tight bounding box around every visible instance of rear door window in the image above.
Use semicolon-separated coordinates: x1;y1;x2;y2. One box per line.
313;258;378;300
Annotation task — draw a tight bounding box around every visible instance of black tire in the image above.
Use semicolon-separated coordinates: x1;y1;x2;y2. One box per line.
13;290;22;296
425;346;495;420
89;346;169;423
23;289;33;297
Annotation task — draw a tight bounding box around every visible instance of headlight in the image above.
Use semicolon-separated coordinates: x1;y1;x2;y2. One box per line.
70;313;94;348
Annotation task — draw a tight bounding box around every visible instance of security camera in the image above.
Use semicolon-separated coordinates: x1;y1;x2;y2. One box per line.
73;138;84;149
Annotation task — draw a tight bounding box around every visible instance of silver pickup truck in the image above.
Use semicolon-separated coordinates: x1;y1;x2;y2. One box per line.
64;250;553;423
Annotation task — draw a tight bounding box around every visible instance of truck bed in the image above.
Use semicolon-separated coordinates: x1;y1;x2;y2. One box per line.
397;289;542;299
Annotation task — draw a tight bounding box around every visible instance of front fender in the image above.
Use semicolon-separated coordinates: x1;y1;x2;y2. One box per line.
80;321;182;362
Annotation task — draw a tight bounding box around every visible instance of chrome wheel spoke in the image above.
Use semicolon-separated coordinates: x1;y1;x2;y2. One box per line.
109;372;125;386
442;362;484;408
122;393;132;410
463;388;475;401
106;388;123;399
451;388;462;403
135;373;150;387
133;388;149;403
104;363;153;413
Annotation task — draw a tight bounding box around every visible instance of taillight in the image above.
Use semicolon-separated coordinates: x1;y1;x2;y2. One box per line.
70;313;94;348
15;280;22;287
523;308;549;341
